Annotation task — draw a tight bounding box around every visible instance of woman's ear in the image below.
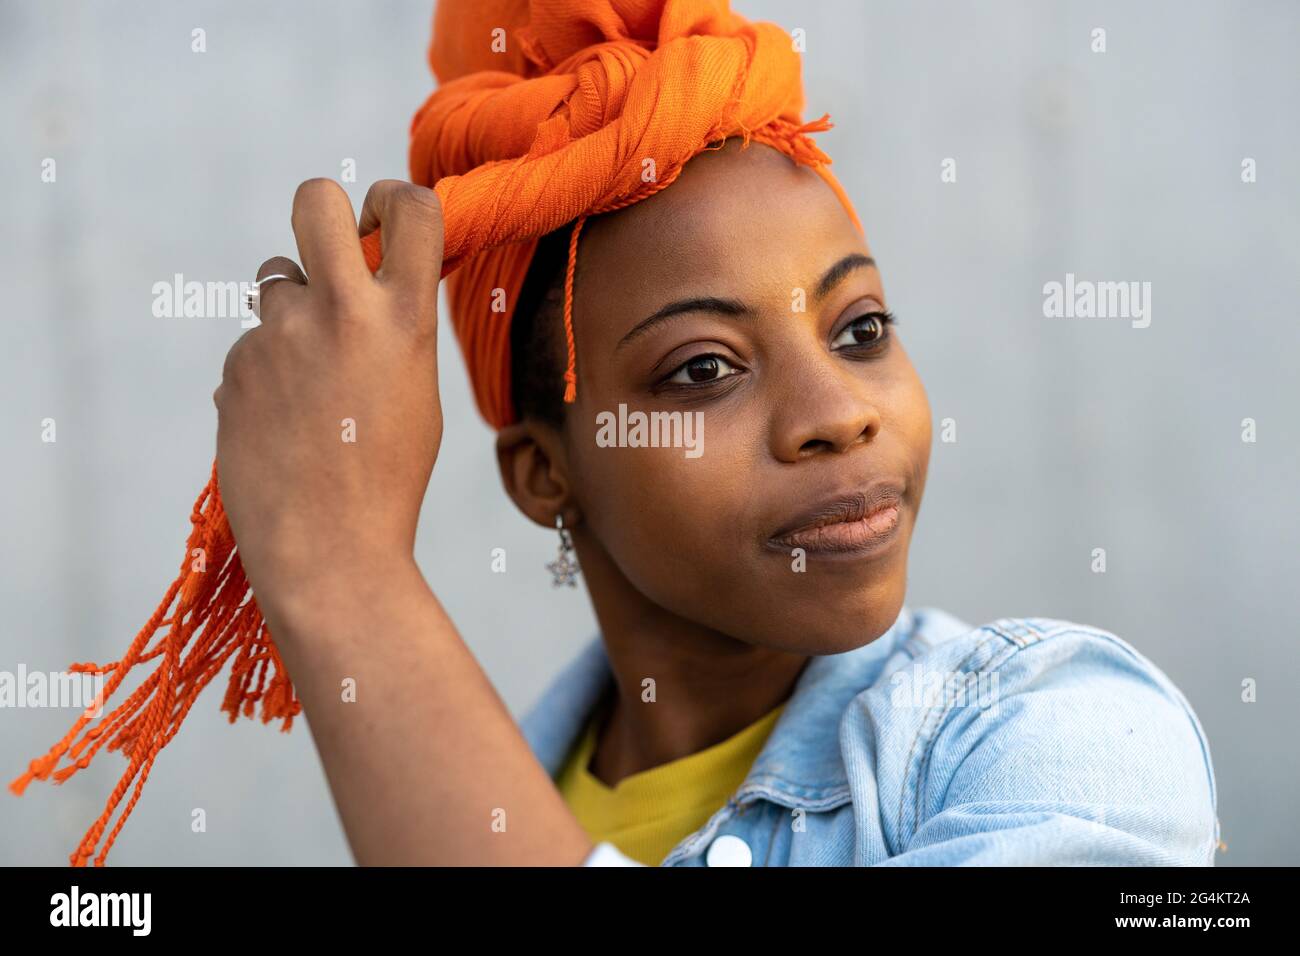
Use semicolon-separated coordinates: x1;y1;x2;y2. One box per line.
494;421;573;530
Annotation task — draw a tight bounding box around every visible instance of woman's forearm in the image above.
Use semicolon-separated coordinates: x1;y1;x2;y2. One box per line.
208;181;592;864
262;560;594;866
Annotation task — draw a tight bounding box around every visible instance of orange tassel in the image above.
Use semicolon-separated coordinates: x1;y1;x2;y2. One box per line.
560;214;587;405
9;461;296;866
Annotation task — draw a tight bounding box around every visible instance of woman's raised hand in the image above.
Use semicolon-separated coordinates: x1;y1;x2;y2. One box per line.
214;178;445;629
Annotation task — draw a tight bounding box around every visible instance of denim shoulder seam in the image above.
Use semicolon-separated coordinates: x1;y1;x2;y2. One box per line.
900;619;1218;857
1000;619;1219;833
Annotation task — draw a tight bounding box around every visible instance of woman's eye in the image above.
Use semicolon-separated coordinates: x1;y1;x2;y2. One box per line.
831;311;896;350
664;353;742;386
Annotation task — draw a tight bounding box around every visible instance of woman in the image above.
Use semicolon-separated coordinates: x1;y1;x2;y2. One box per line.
18;0;1219;867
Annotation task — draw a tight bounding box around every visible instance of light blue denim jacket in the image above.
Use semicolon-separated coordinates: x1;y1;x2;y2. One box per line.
519;605;1220;866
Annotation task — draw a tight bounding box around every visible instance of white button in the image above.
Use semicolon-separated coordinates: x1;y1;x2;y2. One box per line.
705;834;752;867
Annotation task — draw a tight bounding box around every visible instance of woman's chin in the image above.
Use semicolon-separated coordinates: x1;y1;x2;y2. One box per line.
738;588;908;657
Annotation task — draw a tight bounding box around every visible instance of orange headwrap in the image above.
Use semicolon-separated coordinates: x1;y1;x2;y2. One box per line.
12;0;861;865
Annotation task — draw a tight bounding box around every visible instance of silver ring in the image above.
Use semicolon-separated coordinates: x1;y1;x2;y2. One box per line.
243;274;299;319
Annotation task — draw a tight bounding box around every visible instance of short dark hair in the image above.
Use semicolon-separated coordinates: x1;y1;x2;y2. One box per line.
508;223;574;429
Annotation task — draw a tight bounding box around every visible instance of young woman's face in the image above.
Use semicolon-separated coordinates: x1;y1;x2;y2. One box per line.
556;138;932;655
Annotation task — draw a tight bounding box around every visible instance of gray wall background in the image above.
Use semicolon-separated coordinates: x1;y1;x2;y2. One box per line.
1;0;1295;866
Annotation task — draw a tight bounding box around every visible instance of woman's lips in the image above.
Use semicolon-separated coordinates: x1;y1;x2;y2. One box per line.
772;503;901;554
766;486;905;557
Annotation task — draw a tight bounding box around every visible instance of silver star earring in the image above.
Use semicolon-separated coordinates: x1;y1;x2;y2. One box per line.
546;514;581;587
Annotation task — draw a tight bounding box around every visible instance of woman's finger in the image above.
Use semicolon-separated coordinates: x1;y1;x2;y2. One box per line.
252;256;308;320
357;179;444;309
290;178;370;293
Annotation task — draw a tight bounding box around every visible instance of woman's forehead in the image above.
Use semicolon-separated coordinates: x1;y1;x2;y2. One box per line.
576;141;868;312
597;140;830;241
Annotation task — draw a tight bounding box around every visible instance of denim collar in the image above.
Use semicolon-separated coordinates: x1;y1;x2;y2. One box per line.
520;605;917;811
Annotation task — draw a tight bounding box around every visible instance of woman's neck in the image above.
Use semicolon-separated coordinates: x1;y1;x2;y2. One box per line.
580;571;809;788
564;508;811;787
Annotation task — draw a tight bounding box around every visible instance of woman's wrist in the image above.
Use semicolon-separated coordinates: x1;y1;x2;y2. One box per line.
255;552;430;651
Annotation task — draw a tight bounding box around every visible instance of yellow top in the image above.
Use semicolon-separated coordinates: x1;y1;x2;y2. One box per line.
555;696;786;866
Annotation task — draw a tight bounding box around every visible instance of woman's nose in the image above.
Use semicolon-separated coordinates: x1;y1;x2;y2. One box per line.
768;355;883;462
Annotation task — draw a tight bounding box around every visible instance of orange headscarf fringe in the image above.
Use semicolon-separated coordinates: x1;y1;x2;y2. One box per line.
11;0;863;865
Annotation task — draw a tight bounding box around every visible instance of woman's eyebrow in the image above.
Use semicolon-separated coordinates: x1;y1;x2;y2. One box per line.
615;253;877;352
815;253;876;301
616;295;751;351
